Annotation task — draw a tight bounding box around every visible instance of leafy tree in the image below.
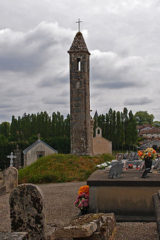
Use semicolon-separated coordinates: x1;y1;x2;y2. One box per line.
135;111;154;125
0;122;10;138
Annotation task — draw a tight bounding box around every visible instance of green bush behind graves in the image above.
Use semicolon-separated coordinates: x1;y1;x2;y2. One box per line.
18;153;114;184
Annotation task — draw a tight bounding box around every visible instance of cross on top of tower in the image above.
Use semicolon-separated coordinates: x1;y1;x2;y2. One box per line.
76;18;83;32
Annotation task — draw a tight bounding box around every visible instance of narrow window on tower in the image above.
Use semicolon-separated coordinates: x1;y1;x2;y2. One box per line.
77;58;81;71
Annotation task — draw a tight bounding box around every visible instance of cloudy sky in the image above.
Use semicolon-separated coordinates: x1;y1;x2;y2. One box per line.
0;0;160;122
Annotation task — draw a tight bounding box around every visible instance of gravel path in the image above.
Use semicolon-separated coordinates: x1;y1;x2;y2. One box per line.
0;182;158;239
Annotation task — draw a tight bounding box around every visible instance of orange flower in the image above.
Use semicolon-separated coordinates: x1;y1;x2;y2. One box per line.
78;185;89;195
138;151;143;156
153;150;156;154
148;152;151;157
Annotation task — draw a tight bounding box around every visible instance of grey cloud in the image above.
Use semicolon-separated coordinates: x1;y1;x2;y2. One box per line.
95;81;137;89
124;97;153;106
0;1;160;121
0;22;73;73
43;97;68;105
0;104;14;109
91;50;146;90
37;74;69;88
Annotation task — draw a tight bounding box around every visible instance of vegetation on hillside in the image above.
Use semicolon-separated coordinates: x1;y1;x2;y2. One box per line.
18;153;114;184
0;108;157;169
135;111;154;125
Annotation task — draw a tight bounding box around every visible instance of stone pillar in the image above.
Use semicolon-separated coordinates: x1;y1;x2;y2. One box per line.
9;184;46;240
14;145;22;169
68;32;93;156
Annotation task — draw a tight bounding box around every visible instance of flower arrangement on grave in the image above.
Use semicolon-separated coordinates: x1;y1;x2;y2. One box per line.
74;185;89;215
128;163;133;169
138;148;156;160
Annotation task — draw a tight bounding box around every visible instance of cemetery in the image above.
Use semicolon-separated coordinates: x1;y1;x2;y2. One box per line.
0;158;160;239
0;23;160;240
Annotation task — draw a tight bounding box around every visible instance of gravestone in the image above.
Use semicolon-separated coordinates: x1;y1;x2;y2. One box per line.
109;162;123;179
3;167;18;193
154;159;160;170
123;153;129;159
9;184;45;240
116;153;123;160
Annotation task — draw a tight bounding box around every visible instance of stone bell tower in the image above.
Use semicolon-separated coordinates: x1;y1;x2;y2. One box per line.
68;31;93;155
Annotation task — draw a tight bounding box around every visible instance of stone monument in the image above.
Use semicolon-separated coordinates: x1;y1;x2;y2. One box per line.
3;167;18;193
9;184;45;240
68;21;93;155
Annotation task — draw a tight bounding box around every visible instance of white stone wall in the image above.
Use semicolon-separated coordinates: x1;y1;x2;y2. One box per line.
25;142;56;166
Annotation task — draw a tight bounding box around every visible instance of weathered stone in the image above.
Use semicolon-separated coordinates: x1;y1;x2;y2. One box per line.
3;167;18;193
14;144;22;169
54;222;97;238
53;213;116;240
0;232;28;240
68;32;93;156
108;162;123;179
0;185;6;196
152;193;160;238
9;184;45;240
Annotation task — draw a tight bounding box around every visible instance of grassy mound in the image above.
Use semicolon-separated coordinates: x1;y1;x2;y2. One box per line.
18;153;114;184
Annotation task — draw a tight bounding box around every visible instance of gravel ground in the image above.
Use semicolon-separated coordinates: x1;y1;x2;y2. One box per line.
0;182;158;240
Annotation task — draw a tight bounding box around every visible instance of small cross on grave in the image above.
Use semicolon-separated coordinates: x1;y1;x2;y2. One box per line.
76;18;83;32
7;152;16;167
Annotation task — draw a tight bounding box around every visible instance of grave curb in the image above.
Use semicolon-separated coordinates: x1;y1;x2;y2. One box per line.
152;193;160;240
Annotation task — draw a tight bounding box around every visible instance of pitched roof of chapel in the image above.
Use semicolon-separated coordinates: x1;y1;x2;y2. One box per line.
68;32;90;54
23;139;58;154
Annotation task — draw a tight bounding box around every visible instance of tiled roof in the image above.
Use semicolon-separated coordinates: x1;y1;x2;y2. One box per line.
68;32;90;54
140;127;160;135
23;139;58;154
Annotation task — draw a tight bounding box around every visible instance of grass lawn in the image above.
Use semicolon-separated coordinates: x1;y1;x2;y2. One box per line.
18;153;114;184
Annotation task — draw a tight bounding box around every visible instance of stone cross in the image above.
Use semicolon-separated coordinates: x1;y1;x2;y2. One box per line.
7;152;16;167
76;18;83;32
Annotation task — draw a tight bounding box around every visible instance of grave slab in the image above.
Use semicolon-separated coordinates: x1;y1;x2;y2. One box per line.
51;213;116;240
87;169;160;221
0;232;28;240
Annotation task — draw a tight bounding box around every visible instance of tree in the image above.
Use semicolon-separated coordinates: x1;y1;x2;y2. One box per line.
135;111;154;125
0;122;10;138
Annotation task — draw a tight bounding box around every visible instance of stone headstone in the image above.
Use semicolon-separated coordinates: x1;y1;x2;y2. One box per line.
123;153;129;159
154;159;160;170
3;167;18;193
109;162;123;179
9;184;45;240
116;153;123;161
